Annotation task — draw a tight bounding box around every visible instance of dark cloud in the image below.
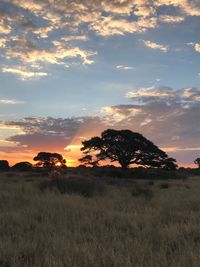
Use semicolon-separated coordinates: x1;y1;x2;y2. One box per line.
3;116;106;151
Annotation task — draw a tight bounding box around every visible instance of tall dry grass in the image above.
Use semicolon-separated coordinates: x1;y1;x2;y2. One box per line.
0;173;200;267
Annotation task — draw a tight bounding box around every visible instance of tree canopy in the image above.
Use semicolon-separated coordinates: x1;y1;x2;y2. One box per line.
80;129;177;170
33;152;66;170
194;157;200;169
0;160;10;171
12;161;32;171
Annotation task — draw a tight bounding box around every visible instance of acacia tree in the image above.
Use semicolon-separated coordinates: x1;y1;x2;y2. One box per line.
80;129;177;170
194;157;200;169
33;152;66;170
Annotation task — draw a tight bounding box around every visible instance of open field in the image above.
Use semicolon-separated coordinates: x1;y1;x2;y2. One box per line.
0;172;200;267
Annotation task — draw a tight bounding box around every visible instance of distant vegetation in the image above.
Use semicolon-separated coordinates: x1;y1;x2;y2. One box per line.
0;129;199;177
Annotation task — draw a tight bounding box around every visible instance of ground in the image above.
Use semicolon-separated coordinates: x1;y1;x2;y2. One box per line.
0;172;200;267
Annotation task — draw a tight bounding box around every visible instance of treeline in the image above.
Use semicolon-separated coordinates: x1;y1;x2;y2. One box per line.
0;152;67;172
0;129;199;173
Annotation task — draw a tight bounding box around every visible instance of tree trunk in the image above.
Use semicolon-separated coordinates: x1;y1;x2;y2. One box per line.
120;163;128;170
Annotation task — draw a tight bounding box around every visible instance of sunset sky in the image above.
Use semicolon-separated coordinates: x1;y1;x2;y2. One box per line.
0;0;200;167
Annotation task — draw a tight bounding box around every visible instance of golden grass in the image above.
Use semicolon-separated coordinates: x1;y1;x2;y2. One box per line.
0;173;200;267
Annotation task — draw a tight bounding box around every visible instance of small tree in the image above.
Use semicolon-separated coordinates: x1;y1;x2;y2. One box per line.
33;152;66;171
0;160;10;171
194;157;200;169
80;129;177;170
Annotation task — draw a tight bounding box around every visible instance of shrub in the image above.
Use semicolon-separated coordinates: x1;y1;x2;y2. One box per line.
131;184;153;200
40;177;106;197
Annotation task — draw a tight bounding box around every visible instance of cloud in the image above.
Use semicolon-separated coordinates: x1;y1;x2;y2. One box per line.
0;99;24;104
183;88;200;100
1;116;106;151
126;86;177;99
134;5;155;17
116;65;134;70
0;38;7;48
155;0;200;16
126;86;200;102
90;16;158;36
5;36;96;69
2;66;48;80
0;0;200;78
194;43;200;52
143;40;169;52
0;18;11;34
159;15;185;23
59;35;89;42
162;147;200;153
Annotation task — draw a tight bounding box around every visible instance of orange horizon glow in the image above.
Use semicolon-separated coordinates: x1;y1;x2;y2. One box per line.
0;128;197;169
0;151;196;169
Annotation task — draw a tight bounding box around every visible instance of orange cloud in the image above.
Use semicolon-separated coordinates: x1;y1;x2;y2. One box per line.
143;40;169;52
194;43;200;52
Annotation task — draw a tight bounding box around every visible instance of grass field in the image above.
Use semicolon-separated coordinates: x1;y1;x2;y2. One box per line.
0;172;200;267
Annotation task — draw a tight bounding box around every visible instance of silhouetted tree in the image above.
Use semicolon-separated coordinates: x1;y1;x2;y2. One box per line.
0;160;10;171
12;161;32;171
79;155;99;167
33;152;66;170
80;129;177;170
194;157;200;169
161;157;178;170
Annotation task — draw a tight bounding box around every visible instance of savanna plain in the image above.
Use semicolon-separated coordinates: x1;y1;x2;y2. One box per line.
1;170;200;267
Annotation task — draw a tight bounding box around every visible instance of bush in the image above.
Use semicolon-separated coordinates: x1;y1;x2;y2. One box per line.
40;177;106;197
131;184;153;200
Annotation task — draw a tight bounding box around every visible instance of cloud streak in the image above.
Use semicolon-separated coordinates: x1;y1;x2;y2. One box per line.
116;65;134;70
0;99;24;104
143;40;169;52
2;66;48;80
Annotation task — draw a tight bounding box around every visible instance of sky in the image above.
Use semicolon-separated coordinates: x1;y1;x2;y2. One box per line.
0;0;200;167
